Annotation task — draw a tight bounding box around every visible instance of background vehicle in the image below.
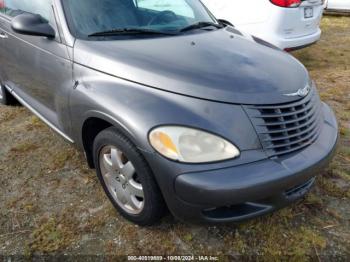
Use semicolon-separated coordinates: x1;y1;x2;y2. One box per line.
201;0;324;51
324;0;350;13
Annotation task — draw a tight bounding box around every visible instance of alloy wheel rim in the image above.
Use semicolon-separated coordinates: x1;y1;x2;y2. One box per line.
99;145;144;215
0;85;3;100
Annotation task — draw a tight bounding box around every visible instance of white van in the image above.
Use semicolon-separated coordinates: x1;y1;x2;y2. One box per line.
201;0;324;51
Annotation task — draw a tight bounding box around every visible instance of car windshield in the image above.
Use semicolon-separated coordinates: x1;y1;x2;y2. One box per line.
62;0;218;39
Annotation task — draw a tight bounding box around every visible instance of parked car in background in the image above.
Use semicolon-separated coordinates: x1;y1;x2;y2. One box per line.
202;0;324;51
324;0;350;13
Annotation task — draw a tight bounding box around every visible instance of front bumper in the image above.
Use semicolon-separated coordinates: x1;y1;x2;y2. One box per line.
144;103;338;223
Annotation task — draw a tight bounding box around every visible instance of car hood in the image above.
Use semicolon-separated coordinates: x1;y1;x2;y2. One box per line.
74;28;310;105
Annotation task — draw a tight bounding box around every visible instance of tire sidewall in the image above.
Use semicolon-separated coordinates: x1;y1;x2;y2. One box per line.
93;127;164;225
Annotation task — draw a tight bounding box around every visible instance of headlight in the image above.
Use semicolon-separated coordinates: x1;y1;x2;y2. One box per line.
149;126;240;163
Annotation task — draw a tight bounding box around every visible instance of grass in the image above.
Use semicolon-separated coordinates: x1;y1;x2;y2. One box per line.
0;15;349;259
10;142;39;154
27;218;73;254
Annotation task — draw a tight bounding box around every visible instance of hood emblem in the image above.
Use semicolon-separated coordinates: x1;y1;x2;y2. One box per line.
284;85;311;98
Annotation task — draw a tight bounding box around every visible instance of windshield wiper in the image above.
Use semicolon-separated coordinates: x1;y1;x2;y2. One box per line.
179;22;224;33
88;28;177;37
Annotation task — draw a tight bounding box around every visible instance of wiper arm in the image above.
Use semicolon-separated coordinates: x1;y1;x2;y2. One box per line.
88;28;177;37
179;22;223;33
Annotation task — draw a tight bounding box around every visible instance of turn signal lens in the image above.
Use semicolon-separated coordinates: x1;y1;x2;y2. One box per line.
149;126;240;163
149;131;178;160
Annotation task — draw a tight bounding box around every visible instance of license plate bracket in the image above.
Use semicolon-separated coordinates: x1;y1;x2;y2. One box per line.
304;7;314;19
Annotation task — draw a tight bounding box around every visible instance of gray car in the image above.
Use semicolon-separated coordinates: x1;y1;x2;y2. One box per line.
0;0;338;225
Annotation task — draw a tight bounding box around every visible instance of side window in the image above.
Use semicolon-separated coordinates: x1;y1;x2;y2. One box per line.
136;0;195;18
3;0;52;22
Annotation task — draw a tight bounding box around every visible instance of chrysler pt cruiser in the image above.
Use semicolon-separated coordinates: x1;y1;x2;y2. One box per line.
0;0;338;225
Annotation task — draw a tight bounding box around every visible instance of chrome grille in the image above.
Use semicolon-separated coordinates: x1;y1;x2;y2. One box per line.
244;89;323;157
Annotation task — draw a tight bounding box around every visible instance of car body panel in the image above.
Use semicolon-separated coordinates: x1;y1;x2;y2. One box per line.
74;29;309;105
0;5;74;137
70;64;262;153
146;102;338;222
176;104;337;206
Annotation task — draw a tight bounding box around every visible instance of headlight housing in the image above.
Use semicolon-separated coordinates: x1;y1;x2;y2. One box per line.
149;126;240;163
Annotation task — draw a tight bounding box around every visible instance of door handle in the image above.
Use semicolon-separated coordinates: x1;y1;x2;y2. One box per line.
0;32;8;39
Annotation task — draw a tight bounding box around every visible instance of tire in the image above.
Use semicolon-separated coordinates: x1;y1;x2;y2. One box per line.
93;127;166;226
0;84;17;105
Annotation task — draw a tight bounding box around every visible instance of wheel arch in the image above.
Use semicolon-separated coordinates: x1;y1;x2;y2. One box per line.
81;111;141;169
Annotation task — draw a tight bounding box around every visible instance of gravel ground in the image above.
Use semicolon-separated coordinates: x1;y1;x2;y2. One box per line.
0;16;349;260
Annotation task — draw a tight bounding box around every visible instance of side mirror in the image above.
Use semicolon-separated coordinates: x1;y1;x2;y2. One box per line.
218;19;234;27
11;13;55;38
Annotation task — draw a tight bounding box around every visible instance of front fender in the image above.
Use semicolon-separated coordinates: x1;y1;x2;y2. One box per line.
70;63;262;155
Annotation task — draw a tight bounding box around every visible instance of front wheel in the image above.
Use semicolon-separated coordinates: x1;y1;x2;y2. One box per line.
93;127;166;226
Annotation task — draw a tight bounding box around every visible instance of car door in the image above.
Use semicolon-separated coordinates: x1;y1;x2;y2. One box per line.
0;0;73;136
